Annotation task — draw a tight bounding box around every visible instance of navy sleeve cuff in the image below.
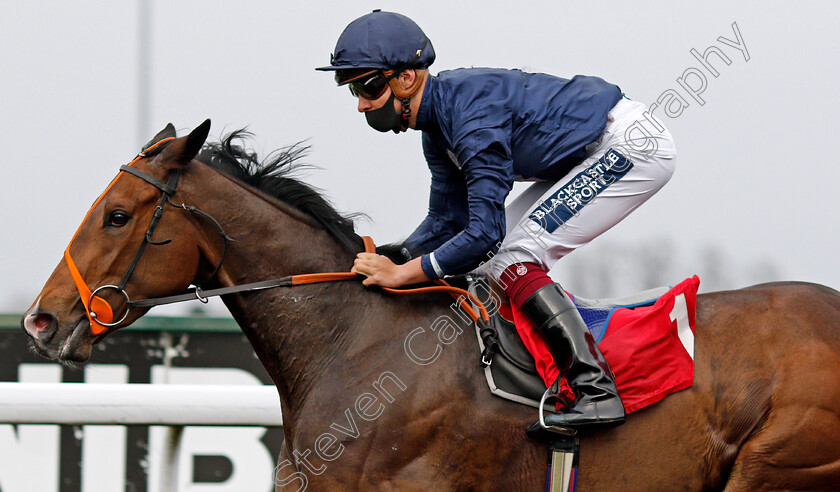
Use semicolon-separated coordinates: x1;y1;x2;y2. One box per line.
420;254;442;280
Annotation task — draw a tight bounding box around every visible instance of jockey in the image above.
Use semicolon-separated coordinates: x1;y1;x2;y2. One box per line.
318;10;676;429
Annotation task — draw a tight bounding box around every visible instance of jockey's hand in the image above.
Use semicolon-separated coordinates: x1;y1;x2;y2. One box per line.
351;254;430;288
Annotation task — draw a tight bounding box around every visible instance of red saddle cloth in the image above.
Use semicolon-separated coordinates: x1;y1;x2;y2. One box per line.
510;276;700;413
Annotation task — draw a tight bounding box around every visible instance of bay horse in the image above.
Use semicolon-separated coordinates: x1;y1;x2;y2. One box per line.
21;121;840;491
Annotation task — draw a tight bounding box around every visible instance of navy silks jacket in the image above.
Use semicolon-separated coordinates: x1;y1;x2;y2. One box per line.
407;68;622;280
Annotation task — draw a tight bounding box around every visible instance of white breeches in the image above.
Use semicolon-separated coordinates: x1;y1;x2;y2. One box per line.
486;97;677;280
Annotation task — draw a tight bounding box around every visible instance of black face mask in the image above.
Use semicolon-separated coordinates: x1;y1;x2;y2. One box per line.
365;93;404;133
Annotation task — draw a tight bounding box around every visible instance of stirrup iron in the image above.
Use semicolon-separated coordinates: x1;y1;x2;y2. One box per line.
538;388;577;437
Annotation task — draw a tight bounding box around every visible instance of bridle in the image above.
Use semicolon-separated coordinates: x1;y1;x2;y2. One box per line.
64;137;499;366
64;137;230;334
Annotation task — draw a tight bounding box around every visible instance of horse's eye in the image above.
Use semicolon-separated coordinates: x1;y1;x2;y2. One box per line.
108;210;130;228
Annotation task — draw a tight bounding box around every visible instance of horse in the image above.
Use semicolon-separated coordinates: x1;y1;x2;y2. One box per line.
21;120;840;491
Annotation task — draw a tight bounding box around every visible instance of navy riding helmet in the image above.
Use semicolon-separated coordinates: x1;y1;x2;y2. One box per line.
315;10;435;74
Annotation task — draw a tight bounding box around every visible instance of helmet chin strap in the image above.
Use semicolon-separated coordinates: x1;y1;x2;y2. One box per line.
399;97;412;132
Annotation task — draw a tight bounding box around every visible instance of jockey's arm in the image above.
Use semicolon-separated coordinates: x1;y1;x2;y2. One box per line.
354;140;467;288
419;150;513;280
353;163;509;286
405;134;469;255
357;137;513;288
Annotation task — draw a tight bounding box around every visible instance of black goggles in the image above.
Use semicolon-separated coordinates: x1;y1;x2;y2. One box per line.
338;70;397;100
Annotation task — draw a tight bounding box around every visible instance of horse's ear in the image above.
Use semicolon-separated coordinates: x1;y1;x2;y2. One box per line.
160;119;211;166
182;119;211;163
145;123;177;149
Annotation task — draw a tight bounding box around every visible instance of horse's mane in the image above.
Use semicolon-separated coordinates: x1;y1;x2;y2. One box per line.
196;130;407;262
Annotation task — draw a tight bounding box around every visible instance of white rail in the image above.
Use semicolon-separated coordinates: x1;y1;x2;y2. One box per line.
0;383;283;491
0;383;283;426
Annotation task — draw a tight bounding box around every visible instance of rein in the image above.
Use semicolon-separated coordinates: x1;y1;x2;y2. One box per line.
65;140;498;365
127;235;491;325
126;234;500;365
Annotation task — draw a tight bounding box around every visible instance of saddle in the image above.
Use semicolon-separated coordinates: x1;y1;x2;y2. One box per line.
463;275;699;414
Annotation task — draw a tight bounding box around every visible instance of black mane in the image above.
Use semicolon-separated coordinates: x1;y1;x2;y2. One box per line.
197;130;407;262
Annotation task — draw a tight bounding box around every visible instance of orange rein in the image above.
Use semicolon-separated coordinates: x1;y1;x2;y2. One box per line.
291;236;490;325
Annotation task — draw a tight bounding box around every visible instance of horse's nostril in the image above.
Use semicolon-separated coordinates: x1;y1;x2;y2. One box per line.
33;314;51;330
22;312;58;343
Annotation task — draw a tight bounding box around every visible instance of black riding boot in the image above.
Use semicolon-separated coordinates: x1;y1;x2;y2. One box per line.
521;283;625;431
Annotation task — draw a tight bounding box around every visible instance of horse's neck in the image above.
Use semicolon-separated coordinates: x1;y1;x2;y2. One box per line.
185;166;409;417
195;171;353;280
